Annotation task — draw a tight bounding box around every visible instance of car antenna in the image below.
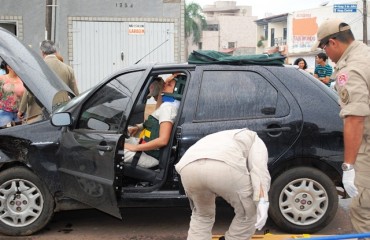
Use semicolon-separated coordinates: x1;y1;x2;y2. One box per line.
134;38;169;64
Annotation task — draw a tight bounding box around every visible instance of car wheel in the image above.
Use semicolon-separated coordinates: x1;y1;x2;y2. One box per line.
0;167;54;236
269;167;338;233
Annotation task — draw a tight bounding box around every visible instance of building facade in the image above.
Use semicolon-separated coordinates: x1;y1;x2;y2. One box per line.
194;1;258;55
0;0;185;91
256;1;369;72
255;14;288;55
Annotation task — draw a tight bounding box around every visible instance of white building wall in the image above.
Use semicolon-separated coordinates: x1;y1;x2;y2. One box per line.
0;0;185;92
202;31;220;50
72;21;175;91
200;15;257;52
218;16;257;49
284;0;369;69
198;1;257;54
204;2;252;17
287;1;368;55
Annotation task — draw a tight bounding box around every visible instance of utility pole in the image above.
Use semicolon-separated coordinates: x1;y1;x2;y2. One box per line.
364;0;368;44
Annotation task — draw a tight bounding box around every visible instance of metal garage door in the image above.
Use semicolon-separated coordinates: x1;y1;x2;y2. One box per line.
72;21;175;92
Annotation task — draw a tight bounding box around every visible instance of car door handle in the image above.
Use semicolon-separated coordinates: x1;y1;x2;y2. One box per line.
263;124;291;137
262;127;291;132
96;145;113;151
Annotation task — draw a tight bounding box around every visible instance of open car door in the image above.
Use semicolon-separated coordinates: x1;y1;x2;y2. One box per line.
57;131;124;218
55;66;153;218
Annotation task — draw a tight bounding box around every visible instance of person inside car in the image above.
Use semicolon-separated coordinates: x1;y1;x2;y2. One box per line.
123;73;182;168
128;76;165;127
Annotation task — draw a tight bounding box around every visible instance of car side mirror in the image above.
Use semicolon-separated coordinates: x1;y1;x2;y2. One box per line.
51;112;72;126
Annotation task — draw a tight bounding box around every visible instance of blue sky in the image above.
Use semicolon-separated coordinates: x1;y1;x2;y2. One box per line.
188;0;353;18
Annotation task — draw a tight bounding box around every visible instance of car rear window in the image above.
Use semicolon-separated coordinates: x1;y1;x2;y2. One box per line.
195;70;278;121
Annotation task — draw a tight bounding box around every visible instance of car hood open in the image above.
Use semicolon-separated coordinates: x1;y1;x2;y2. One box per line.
0;28;74;113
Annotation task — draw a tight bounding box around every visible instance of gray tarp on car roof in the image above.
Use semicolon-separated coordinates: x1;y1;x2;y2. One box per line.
188;50;286;66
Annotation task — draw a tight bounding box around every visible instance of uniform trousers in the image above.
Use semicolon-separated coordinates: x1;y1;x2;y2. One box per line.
180;159;256;240
350;185;370;240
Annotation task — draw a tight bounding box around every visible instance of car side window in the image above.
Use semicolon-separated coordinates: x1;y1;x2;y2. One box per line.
77;71;144;130
195;70;278;121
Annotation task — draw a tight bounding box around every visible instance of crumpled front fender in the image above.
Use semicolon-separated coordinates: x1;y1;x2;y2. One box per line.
0;136;31;164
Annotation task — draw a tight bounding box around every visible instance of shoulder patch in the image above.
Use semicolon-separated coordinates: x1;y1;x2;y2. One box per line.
337;72;348;86
340;88;350;105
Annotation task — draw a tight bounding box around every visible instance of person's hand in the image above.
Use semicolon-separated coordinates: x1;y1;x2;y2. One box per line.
255;198;269;230
165;73;179;83
124;143;138;152
342;169;358;198
128;126;139;137
17;111;24;119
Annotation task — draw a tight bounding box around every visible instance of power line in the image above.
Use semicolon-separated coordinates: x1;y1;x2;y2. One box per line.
363;0;368;44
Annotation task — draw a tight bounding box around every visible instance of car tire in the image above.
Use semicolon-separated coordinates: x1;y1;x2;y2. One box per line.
0;167;54;236
269;167;338;233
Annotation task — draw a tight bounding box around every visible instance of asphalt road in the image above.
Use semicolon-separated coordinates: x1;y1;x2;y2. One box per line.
0;199;353;240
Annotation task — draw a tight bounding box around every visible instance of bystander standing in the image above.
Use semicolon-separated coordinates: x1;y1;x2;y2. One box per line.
314;52;333;86
40;40;79;95
18;40;79;123
0;61;25;126
293;57;308;70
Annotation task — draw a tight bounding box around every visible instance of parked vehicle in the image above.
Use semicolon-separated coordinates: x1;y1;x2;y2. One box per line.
0;27;344;236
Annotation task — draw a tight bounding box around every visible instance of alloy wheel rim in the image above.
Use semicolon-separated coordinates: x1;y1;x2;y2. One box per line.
279;178;329;226
0;179;44;227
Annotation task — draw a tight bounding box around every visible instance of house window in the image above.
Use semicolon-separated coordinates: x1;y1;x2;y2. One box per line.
228;42;236;48
206;24;219;31
283;28;287;43
264;25;268;40
0;22;17;36
198;42;203;50
271;28;275;46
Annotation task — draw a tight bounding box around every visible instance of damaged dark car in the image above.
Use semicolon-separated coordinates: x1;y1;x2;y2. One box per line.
0;27;345;236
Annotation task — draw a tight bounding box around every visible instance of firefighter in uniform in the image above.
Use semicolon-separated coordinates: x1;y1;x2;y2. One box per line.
312;19;370;238
123;73;185;168
175;129;271;240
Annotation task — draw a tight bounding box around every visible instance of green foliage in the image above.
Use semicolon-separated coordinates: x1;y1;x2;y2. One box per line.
185;2;207;44
257;36;265;48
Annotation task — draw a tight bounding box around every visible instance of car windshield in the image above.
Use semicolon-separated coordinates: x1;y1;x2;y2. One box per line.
75;70;144;131
54;89;93;113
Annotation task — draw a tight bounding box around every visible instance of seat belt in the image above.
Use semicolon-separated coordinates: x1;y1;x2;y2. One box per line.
131;138;143;167
131;151;142;167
